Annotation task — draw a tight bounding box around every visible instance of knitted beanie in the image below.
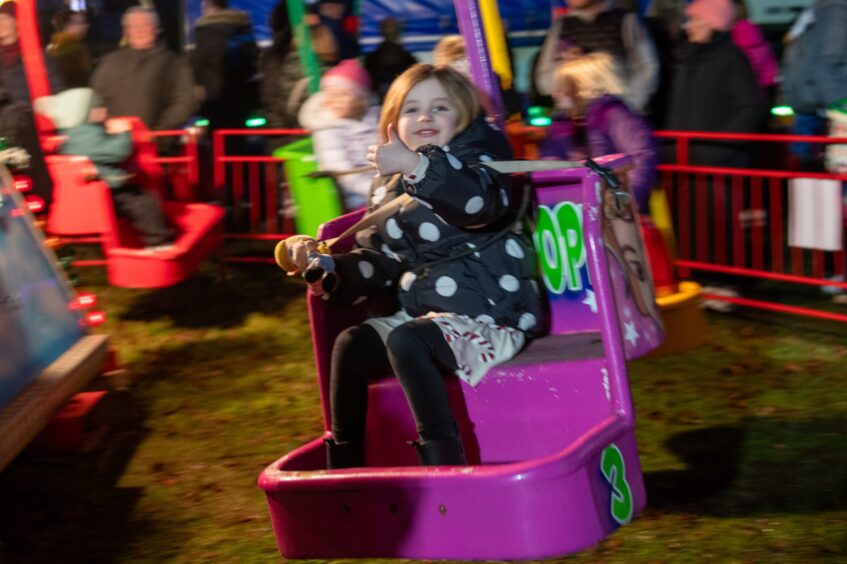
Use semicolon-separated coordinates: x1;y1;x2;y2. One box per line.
686;0;736;32
321;59;371;94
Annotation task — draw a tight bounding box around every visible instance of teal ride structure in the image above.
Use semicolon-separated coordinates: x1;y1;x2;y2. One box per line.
0;166;109;471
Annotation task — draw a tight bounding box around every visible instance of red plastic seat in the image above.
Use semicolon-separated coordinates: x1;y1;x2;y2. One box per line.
41;115;224;288
74;171;224;289
640;215;678;297
45;154;111;237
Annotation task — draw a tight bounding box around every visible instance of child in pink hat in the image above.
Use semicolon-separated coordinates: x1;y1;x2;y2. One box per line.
298;59;380;210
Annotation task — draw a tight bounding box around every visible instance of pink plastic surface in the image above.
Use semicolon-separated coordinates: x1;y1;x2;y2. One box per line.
258;155;660;559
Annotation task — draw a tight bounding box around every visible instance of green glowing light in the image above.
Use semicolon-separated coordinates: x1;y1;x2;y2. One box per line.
194;118;210;127
771;106;795;117
529;116;552;127
245;117;267;128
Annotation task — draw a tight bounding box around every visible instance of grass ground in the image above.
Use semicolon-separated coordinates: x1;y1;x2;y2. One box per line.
1;262;846;563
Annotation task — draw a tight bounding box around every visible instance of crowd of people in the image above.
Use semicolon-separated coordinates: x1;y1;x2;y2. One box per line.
0;0;847;202
1;0;845;240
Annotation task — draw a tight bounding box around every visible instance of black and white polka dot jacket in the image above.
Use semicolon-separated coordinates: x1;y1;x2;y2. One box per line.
328;114;544;338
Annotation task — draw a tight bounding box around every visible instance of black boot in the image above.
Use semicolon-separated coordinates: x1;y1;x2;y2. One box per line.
412;434;467;466
324;438;365;469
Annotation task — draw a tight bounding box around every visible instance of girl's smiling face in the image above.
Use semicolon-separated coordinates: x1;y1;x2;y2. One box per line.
396;78;459;149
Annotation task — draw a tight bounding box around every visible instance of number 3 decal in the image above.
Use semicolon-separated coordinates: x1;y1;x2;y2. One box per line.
601;444;633;525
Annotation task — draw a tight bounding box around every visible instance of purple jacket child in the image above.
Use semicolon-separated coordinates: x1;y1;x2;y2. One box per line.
540;94;657;213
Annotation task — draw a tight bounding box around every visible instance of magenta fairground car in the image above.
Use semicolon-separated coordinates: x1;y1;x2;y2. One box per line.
259;155;664;560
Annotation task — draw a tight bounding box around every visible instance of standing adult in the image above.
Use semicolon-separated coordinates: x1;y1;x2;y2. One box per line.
781;0;847;166
0;86;54;209
90;6;195;131
665;0;766;167
46;8;93;89
364;18;417;102
535;0;659;112
191;0;259;129
260;1;338;137
0;1;65;103
310;1;358;62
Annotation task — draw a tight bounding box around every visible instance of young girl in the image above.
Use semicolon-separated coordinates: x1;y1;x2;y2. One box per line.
297;58;380;210
539;52;658;213
285;64;543;468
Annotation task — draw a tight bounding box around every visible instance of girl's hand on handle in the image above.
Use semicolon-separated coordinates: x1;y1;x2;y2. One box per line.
367;124;420;177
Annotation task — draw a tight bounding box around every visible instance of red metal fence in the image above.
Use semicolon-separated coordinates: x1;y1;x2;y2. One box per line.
149;128;201;201
656;130;847;322
202;127;847;321
211;129;309;263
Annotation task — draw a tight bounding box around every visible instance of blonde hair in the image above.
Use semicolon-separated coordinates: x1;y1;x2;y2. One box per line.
555;52;626;102
432;35;465;66
378;64;481;143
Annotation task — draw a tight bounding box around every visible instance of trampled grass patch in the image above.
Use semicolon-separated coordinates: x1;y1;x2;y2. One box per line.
1;264;845;563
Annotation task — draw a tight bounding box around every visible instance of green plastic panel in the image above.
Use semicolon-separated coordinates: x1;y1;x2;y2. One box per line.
274;138;343;237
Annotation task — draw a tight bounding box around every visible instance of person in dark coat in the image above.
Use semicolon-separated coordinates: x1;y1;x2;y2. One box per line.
664;0;766;167
280;65;543;469
90;7;195;132
0;1;65;103
535;0;659;112
540;52;657;213
260;1;338;154
191;0;259;129
0;86;53;208
364;18;417;102
46;8;93;89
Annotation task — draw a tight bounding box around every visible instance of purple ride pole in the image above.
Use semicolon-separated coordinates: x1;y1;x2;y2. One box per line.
453;0;506;129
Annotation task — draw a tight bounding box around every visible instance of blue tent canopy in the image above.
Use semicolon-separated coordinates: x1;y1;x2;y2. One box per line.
359;0;566;52
185;0;568;50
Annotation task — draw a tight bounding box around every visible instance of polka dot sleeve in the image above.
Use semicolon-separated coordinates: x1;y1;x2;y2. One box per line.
406;145;511;228
324;248;406;306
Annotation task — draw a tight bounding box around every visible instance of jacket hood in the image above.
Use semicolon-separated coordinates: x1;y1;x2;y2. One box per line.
298;91;380;131
196;9;253;29
446;114;513;159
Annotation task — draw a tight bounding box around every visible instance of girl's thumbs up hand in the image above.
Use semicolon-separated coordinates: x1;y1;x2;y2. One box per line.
367;123;420;177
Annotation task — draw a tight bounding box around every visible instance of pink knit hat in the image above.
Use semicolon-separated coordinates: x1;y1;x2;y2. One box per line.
686;0;736;32
321;59;371;94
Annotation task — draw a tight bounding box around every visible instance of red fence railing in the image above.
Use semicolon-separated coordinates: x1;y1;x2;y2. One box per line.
212;129;309;263
656;130;847;322
149;128;200;201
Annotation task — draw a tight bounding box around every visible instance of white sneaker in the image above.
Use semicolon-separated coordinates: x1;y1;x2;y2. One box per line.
700;286;740;312
820;275;845;296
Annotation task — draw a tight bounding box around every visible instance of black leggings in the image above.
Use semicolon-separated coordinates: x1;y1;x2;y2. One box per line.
112;185;174;247
330;319;459;444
